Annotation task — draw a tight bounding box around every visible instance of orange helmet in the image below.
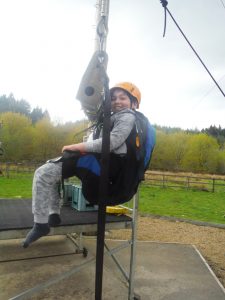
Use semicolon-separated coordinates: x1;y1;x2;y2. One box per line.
110;82;141;108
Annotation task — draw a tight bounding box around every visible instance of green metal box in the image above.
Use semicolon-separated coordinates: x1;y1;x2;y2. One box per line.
63;182;73;206
71;185;98;211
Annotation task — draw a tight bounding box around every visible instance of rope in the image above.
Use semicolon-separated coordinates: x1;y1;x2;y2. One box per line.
72;120;102;140
159;0;225;98
160;0;168;37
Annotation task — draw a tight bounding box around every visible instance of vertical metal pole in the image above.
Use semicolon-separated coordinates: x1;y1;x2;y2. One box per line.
95;87;111;300
94;0;110;52
94;1;110;299
128;190;139;299
94;0;102;51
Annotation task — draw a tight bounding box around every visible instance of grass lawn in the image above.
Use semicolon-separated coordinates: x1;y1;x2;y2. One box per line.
139;185;225;225
0;175;224;224
0;176;33;198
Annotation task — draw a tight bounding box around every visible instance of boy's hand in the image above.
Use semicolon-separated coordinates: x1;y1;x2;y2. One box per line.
62;143;86;154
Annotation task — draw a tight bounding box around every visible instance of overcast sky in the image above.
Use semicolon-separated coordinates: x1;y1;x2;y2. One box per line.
0;0;225;130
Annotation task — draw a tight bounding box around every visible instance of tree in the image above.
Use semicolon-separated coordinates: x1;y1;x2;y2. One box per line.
63;120;89;145
216;150;225;174
30;107;49;124
32;118;58;161
0;94;31;116
150;131;168;170
15;99;31;116
166;132;190;171
150;131;190;172
202;125;225;149
181;134;220;173
0;112;33;161
0;94;49;124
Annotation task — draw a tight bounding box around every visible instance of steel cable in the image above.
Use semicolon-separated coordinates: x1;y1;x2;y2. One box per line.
159;0;225;98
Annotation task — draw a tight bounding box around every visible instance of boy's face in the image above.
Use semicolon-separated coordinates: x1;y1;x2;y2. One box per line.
111;89;135;112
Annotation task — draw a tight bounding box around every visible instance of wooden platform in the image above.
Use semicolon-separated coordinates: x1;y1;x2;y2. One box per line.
0;199;132;239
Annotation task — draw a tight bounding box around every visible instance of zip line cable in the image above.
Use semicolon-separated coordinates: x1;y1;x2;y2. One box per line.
189;74;225;115
220;0;225;10
159;0;225;98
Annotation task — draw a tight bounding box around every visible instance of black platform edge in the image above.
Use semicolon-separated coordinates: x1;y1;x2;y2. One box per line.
0;199;132;231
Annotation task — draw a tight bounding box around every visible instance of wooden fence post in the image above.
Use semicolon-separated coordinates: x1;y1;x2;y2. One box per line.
186;177;190;190
6;162;9;178
212;178;215;193
162;174;165;188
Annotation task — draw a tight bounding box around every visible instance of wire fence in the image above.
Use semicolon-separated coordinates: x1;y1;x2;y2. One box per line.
1;162;225;193
144;171;225;193
0;162;43;178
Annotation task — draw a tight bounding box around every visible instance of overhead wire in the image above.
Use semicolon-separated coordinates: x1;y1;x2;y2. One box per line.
187;74;225;129
220;0;225;10
190;74;225;113
159;0;225;98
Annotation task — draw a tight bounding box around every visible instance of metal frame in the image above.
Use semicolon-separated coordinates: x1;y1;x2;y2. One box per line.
7;192;140;300
0;221;131;241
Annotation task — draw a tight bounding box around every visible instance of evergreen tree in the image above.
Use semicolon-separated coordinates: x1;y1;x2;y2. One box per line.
201;125;225;148
0;94;49;123
0;94;30;115
30;107;49;124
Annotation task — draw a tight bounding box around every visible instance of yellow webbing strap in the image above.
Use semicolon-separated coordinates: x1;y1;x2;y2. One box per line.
106;206;129;215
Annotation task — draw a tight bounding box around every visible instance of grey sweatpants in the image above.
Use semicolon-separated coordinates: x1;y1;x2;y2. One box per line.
32;162;63;223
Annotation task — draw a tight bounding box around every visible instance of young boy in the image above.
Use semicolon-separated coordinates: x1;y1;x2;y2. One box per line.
23;82;155;248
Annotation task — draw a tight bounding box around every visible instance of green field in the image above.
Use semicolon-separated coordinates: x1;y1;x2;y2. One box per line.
139;185;225;225
0;175;33;198
0;175;224;224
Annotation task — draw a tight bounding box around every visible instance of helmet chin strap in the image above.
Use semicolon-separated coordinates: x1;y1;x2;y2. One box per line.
130;99;138;110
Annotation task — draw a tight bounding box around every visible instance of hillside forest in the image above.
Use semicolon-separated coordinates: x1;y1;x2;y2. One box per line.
1;94;225;175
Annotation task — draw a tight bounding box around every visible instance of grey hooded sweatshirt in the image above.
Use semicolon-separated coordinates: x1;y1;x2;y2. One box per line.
84;108;136;155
